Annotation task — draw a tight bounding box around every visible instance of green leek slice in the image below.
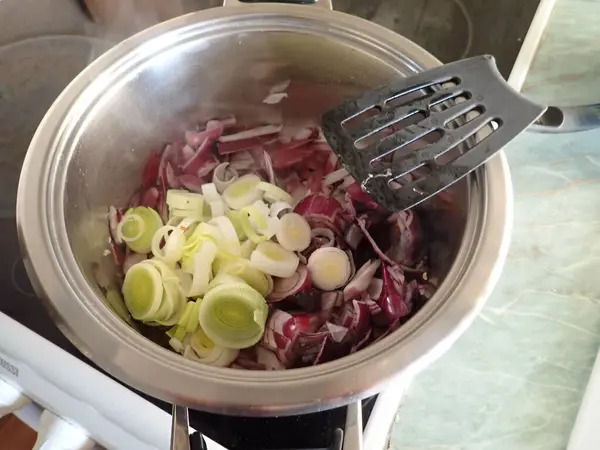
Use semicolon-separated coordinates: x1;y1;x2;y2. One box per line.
185;329;239;367
105;289;134;325
118;207;163;254
222;174;262;210
257;181;293;204
122;262;163;321
225;210;247;240
166;189;205;211
198;282;268;349
217;259;272;297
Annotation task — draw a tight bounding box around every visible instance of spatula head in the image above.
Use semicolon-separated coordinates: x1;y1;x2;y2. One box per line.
321;55;546;211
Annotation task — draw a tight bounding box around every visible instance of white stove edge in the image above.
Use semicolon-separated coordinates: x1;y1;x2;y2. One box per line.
566;348;600;450
0;312;410;450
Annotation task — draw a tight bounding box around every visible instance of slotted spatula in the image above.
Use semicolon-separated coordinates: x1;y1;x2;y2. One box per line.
321;55;546;211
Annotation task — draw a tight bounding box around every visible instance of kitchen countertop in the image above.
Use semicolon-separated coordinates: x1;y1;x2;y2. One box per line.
391;1;600;449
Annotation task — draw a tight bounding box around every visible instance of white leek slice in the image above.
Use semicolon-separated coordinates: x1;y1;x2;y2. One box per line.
249;241;299;278
276;213;311;251
251;200;271;220
169;208;207;221
257;181;293;204
169;338;185;354
184;332;239;367
270;201;293;218
198;282;269;349
240;239;257;259
201;183;221;203
151;226;185;264
188;240;218;296
166;189;205;211
118;207;163;254
141;259;179;284
122;262;163;320
307;247;352;291
222;174;262;210
213;163;239;194
209;199;227;218
185;301;201;333
176;217;201;237
209;216;241;256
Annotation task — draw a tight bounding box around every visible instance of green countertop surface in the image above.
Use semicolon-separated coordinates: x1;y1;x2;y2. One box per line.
391;1;600;448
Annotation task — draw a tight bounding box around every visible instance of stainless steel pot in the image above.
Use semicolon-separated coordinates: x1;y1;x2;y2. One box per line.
16;0;512;420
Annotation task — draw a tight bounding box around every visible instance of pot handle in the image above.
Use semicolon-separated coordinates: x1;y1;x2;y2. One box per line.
222;0;334;10
529;104;600;133
341;401;363;450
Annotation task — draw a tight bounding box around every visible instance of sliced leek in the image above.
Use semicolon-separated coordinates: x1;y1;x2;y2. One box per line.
151;226;185;264
276;213;311;252
118;207;163;254
217;259;273;297
105;289;134;325
240;239;257;259
213;163;239;194
225;210;246;240
186;329;239;367
222;174;262;210
122;262;163;320
188;239;219;296
257;181;293;204
166;189;205;211
307;247;352;291
198;282;269;349
249;241;299;278
209;216;241;256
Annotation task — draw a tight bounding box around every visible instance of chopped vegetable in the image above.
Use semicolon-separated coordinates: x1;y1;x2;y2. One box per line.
102;115;436;370
117;207;163;254
276;213;311;252
249;241;299;278
198;282;269;349
307;248;352;291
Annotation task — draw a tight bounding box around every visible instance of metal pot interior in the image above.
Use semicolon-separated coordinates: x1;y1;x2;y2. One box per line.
24;7;483;413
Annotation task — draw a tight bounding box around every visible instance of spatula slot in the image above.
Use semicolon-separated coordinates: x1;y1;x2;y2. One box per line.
354;110;428;150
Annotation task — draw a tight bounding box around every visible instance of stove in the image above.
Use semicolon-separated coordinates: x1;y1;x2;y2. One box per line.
0;25;410;450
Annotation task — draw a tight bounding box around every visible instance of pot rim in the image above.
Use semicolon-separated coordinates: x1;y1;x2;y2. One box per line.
17;4;513;415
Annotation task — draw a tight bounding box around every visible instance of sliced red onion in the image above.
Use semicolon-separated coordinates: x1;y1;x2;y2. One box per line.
217;135;279;155
337;300;370;344
165;162;180;189
263;310;322;366
108;236;125;270
293;194;346;234
310;228;335;247
196;156;220;178
181;145;196;162
228;150;256;172
268;265;310;302
367;278;383;300
182;137;216;175
255;346;286;370
179;174;204;193
321;291;341;317
356;215;397;266
325;151;339;174
128;189;142;208
347;183;384;211
343;259;381;301
123;252;147;274
108;206;123;245
185;124;224;149
219;124;282;142
364;298;388;327
323;168;349;186
418;281;436;300
386;210;421;265
262;150;275;184
344;223;363;250
377;265;411;323
141;151;161;189
212;162;238;193
269;144;315;170
139;187;160;209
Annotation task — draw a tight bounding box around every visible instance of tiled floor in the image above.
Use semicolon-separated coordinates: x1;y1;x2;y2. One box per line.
0;415;36;450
